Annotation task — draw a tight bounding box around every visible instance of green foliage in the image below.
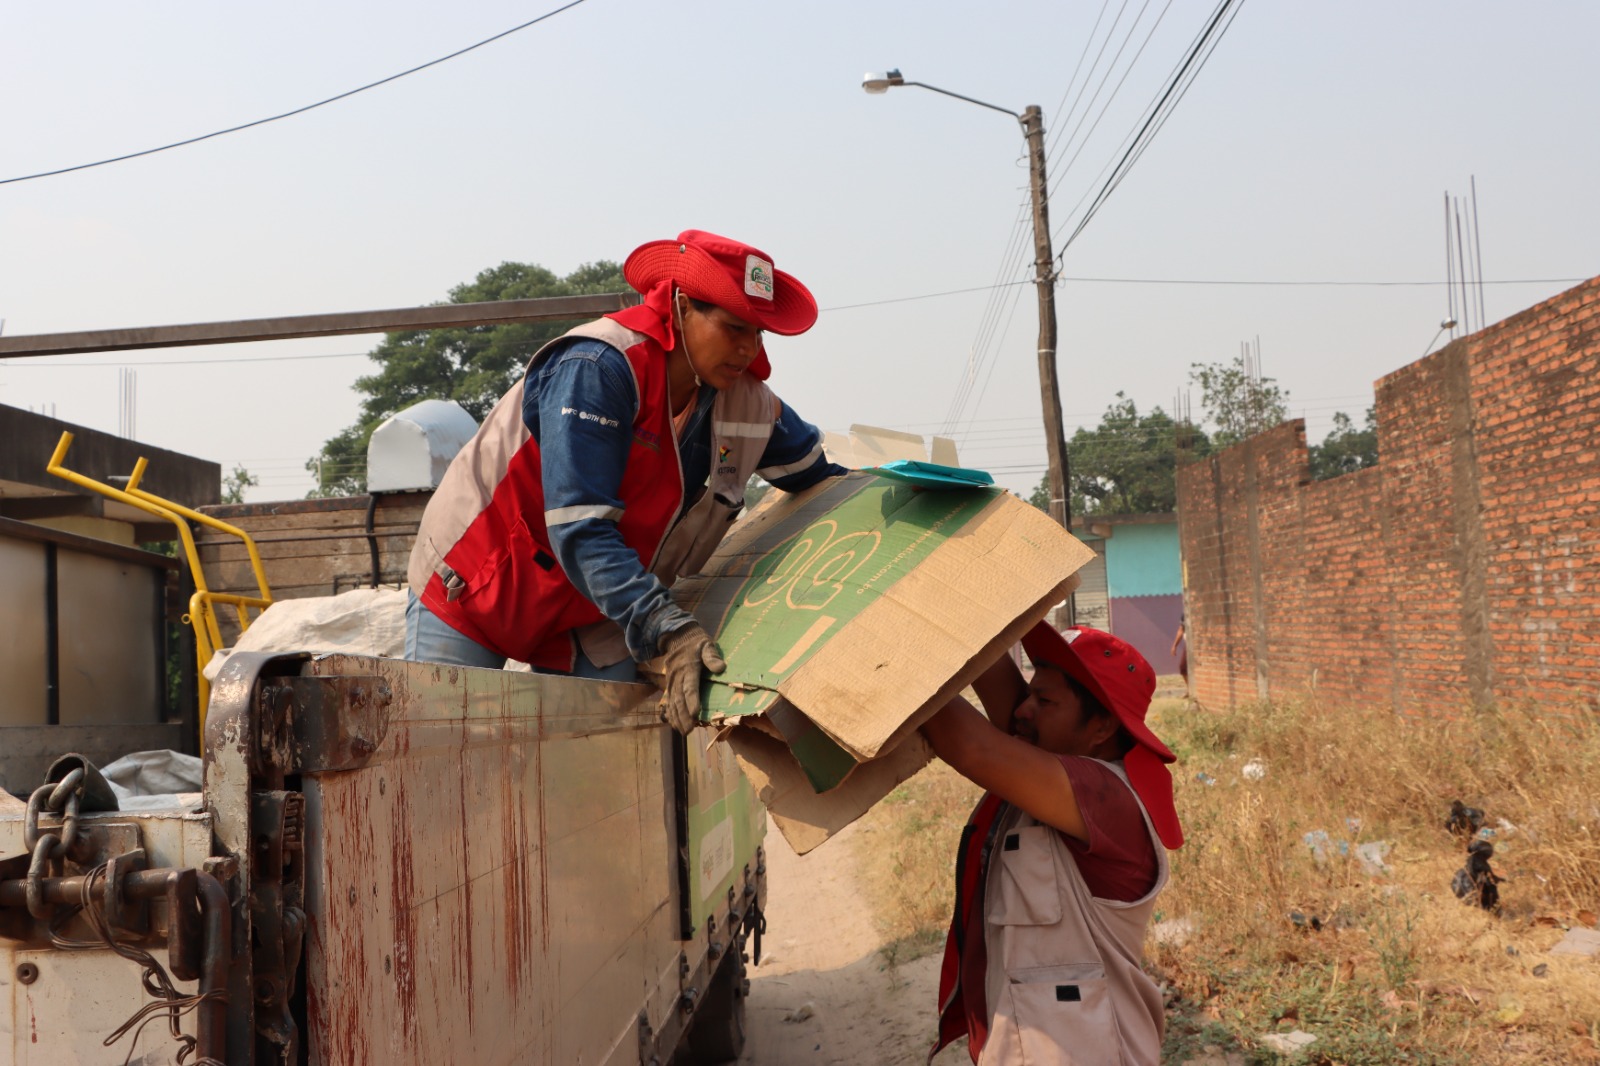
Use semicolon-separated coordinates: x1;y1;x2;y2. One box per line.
1027;393;1211;516
1190;356;1291;447
1307;408;1378;480
307;259;627;497
221;463;258;504
1027;476;1050;513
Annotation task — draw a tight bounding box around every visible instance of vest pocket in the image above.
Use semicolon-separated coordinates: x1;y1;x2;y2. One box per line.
991;825;1063;927
989;964;1118;1066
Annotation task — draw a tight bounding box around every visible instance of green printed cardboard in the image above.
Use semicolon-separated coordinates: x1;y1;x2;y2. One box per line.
669;471;1095;853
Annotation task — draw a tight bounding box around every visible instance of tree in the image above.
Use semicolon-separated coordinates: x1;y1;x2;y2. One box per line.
1189;356;1290;448
1308;407;1378;479
307;259;627;497
221;463;258;504
1028;393;1211;517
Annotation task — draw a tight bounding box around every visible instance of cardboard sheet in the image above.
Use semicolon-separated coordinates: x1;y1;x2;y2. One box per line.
674;472;1094;853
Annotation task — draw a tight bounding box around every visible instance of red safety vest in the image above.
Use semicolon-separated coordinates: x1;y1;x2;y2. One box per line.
408;316;773;670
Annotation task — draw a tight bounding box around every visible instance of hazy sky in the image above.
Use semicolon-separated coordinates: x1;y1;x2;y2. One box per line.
3;1;1596;502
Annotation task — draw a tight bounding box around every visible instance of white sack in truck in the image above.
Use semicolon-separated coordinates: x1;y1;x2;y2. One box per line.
202;586;408;681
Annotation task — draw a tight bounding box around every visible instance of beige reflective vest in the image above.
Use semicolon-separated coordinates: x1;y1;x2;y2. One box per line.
979;761;1169;1066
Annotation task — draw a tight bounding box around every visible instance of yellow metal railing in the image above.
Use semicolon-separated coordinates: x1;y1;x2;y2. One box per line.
47;432;273;746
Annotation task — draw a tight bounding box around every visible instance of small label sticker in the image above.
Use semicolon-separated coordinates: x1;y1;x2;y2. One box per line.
699;817;736;898
745;255;774;300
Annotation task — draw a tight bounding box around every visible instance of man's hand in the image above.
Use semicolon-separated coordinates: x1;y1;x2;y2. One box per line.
657;623;727;734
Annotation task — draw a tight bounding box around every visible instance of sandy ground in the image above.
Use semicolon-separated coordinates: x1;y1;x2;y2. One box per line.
737;817;969;1066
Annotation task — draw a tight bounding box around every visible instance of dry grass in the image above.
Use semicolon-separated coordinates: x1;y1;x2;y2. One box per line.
852;686;1600;1063
1155;692;1600;1064
851;759;982;966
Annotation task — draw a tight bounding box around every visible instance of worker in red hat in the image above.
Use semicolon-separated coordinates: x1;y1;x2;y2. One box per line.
920;622;1184;1066
406;230;845;731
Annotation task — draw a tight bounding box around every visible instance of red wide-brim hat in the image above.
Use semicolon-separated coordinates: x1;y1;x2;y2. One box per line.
1022;623;1184;850
623;229;818;337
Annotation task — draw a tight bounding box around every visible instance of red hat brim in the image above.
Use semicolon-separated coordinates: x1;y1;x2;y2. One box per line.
623;239;818;337
1021;623;1184;850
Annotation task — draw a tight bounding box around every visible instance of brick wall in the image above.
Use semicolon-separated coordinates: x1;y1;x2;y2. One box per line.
1177;275;1600;714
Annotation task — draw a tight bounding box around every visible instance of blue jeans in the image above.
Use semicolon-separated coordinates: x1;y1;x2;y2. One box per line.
404;591;637;682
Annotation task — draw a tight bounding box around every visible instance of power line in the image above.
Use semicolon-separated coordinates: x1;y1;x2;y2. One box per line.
1044;0;1118;163
0;0;590;186
953;280;1031;448
1057;274;1585;287
820;278;1033;312
942;209;1035;434
1047;0;1177;198
1056;0;1246;254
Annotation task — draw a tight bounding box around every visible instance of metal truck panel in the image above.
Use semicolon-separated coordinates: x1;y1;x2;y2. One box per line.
3;649;766;1064
295;655;682;1066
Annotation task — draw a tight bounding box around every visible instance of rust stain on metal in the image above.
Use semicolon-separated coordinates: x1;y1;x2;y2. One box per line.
455;725;476;1025
389;779;420;1051
496;719;530;995
536;720;551;955
309;776;375;1065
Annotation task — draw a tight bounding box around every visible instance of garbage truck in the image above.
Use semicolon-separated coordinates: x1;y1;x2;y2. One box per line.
0;293;766;1065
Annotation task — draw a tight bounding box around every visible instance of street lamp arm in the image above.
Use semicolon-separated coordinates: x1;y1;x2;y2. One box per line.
899;81;1022;121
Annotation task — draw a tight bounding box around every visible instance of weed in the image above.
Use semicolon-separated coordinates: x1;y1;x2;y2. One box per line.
855;691;1600;1064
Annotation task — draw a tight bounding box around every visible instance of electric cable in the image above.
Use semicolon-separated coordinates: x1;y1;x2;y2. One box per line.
1056;0;1246;253
954;279;1032;451
942;209;1035;434
0;0;590;186
1043;0;1118;162
1073;0;1246;235
1045;0;1138;168
1046;0;1179;204
1046;0;1172;190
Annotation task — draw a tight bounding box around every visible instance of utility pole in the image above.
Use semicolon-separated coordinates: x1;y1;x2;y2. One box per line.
863;73;1076;622
1023;105;1075;625
1022;109;1071;530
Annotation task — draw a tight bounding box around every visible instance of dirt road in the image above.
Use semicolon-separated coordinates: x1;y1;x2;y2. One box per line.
738;818;967;1065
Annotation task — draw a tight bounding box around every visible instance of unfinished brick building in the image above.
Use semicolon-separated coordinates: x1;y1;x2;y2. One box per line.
1176;275;1600;715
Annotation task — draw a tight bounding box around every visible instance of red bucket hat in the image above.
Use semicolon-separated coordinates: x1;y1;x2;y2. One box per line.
1021;623;1184;850
623;230;819;337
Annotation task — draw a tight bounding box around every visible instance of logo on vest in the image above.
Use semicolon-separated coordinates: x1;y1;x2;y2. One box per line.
634;428;661;452
745;255;774;301
718;445;732;463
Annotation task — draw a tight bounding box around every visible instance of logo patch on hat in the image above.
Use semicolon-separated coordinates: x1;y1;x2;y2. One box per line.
744;255;774;301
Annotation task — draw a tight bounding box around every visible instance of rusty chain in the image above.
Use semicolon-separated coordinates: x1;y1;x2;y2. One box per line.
22;766;89;919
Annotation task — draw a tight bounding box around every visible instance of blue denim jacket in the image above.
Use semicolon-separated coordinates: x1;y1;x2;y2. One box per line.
522;337;845;660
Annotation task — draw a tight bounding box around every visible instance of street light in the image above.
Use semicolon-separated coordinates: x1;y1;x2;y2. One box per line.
861;69;1074;557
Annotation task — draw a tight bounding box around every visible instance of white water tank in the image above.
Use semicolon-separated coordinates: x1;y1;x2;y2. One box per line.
366;399;479;493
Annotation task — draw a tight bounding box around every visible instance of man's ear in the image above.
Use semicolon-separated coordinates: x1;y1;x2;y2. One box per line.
1087;713;1122;755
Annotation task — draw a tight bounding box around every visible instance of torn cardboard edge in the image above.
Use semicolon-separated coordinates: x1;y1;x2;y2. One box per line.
725;719;936;856
711;573;1078;854
720;573;1079;796
674;473;1094;853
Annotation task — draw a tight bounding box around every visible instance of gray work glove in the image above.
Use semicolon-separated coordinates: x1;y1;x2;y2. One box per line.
657;622;727;735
